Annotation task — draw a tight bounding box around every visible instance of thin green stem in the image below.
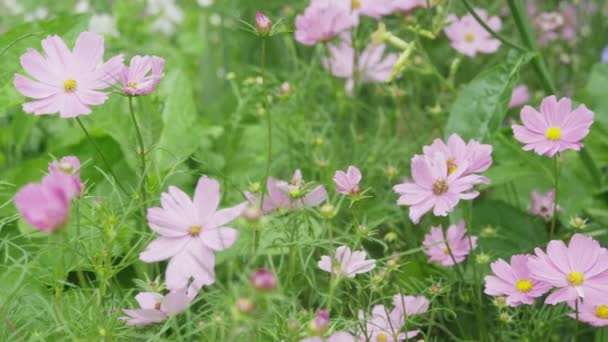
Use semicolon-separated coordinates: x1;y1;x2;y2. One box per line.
128;97;148;217
75;117;128;195
442;222;464;281
574;299;579;342
464;202;486;341
550;155;560;240
256;38;270;255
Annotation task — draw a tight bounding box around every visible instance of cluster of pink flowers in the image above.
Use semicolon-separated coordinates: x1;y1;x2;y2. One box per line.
318;245;376;278
444;8;502;57
528;3;577;46
393;133;492;224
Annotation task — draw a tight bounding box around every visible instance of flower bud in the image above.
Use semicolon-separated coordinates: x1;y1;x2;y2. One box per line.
255;11;272;36
492;296;507;309
251;268;277;292
243;206;263;222
385;166;398;180
569;216;587;230
319;203;337;219
384;232;398;243
280;82;292;97
235;298;256;314
498;312;513;323
248;182;261;193
308;309;329;335
480;226;497;238
476;253;491;265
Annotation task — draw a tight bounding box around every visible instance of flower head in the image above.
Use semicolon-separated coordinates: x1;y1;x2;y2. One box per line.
422;221;477;266
527;234;608;304
140;176;246;291
119;55;165;96
509;84;530;109
569;300;608;327
484;254;551;307
48;156;83;197
358;304;421;342
392;0;428;13
251;268;277;292
295;1;356;46
333;165;362;195
444;9;502;57
14;32;123;118
391;294;430;317
318;245;376;278
528;189;561;219
512;95;594;157
255;10;272;35
309;309;329;335
422;133;493;178
120;288;192;325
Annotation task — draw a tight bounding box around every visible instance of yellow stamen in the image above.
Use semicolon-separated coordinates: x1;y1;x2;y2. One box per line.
127;82;138;89
443;246;450;255
376;333;388;342
58;162;73;173
465;33;475;42
447;158;458;175
515;279;534;293
432;179;449;195
189;225;202;237
154;302;161;310
567;271;584;286
63;78;77;92
352;0;361;9
595;305;608;319
545;126;562;141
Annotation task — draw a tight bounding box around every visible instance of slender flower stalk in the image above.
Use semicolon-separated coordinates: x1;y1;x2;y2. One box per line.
128;96;148;215
256;36;271;256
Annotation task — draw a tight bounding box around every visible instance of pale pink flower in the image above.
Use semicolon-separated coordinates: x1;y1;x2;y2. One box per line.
528;189;561;219
391;294;430;316
422;221;477;266
527;234;608;304
561;5;577;43
14;172;75;233
140;176;247;290
318;245;376;278
484;254;551;307
512;95;594;157
251;268;277;292
356;0;397;19
393;153;488;224
568;300;608;327
301;332;355;342
119;55;165;96
309;309;329;335
391;0;428;13
508;85;530;108
323;38;397;95
244;169;327;213
255;10;272;35
358;305;421;342
120;288;192;325
422;133;493;178
48;156;83;197
295;1;357;46
14;32;123;118
444;9;502;57
333;165;362;195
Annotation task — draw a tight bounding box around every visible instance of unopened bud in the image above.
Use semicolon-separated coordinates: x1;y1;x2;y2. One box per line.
319;203;337;219
384;232;398;243
235;298;256;314
498;312;513;323
248;182;261;193
569;217;587;230
476;253;490;265
386;257;399;269
481;226;497;238
493;296;507;309
280;82;292;96
385;166;398;180
243;206;263;222
255;11;272;36
251;268;277;292
308;309;329;335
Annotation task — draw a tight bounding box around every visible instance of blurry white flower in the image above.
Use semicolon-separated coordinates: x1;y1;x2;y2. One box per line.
197;0;213;7
2;0;24;15
74;0;91;13
209;13;222;26
146;0;184;35
89;14;119;37
24;7;48;22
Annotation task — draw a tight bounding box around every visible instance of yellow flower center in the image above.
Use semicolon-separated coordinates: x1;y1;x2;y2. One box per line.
432;179;449;195
352;0;361;9
447;158;458;175
465;33;475;42
154;302;161;310
127;82;138;89
567;271;584;286
515;279;534;293
595;305;608;319
189;225;202;237
376;333;388;342
545;126;562;141
443;246;450;255
58;162;73;173
63;78;77;92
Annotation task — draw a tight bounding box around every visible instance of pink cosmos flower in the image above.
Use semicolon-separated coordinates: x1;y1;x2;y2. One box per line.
255;10;272;35
309;309;329;335
14;31;123;118
301;332;355;342
391;294;430;317
527;234;608;304
323;38;397;95
568;300;608;327
508;85;530;109
528;189;561;219
251;268;277;292
119;55;165;96
295;1;357;46
14;172;76;233
48;156;83;197
357;305;421;342
484;254;551;307
318;245;376;278
355;0;397;19
244;169;327;213
422;133;493;178
120;288;192;325
512;95;594;157
444;9;502;57
392;0;428;13
422;221;477;266
333;165;362;195
140;176;247;291
393;153;488;224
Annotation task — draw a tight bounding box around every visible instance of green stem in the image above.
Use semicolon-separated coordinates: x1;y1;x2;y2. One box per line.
75;117;128;195
550;155;560;240
442;222;464;281
128;97;148;217
464;203;486;341
257;38;271;255
574;299;579;342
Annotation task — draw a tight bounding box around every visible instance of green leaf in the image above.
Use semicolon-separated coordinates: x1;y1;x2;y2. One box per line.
445;51;533;142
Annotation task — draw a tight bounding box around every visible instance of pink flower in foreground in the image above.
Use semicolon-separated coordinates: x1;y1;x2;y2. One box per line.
392;0;428;13
14;31;123;118
444;9;502;57
392;294;430;317
422;133;493;178
569;300;608;327
484;254;551;307
393;153;488;224
244;169;327;213
295;1;356;46
512;95;594;157
508;84;530;109
527;234;608;304
140;176;247;290
119;55;165;96
528;189;561;219
14;172;76;233
323;38;397;95
48;156;83;197
358;305;421;342
318;245;376;278
422;221;477;266
255;10;273;35
333;165;362;195
120;288;192;325
301;332;355;342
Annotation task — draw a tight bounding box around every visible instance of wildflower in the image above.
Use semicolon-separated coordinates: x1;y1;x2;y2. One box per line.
14;32;123;118
444;9;502;57
512;95;594;157
48;156;83;197
255;10;272;36
140;176;247;290
569;300;608;327
318;245;376;278
422;221;477;266
300;332;355;342
358;304;421;341
392;0;428;13
14;172;76;233
308;309;329;335
119;55;166;96
89;14;119;37
391;294;430;317
294;1;356;46
393;153;488;224
120;288;192;325
333;165;362;195
323;38;397;95
508;85;530;109
422;133;493;177
251;268;277;292
484;255;551;307
527;234;608;304
569;217;588;230
528;189;561;219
